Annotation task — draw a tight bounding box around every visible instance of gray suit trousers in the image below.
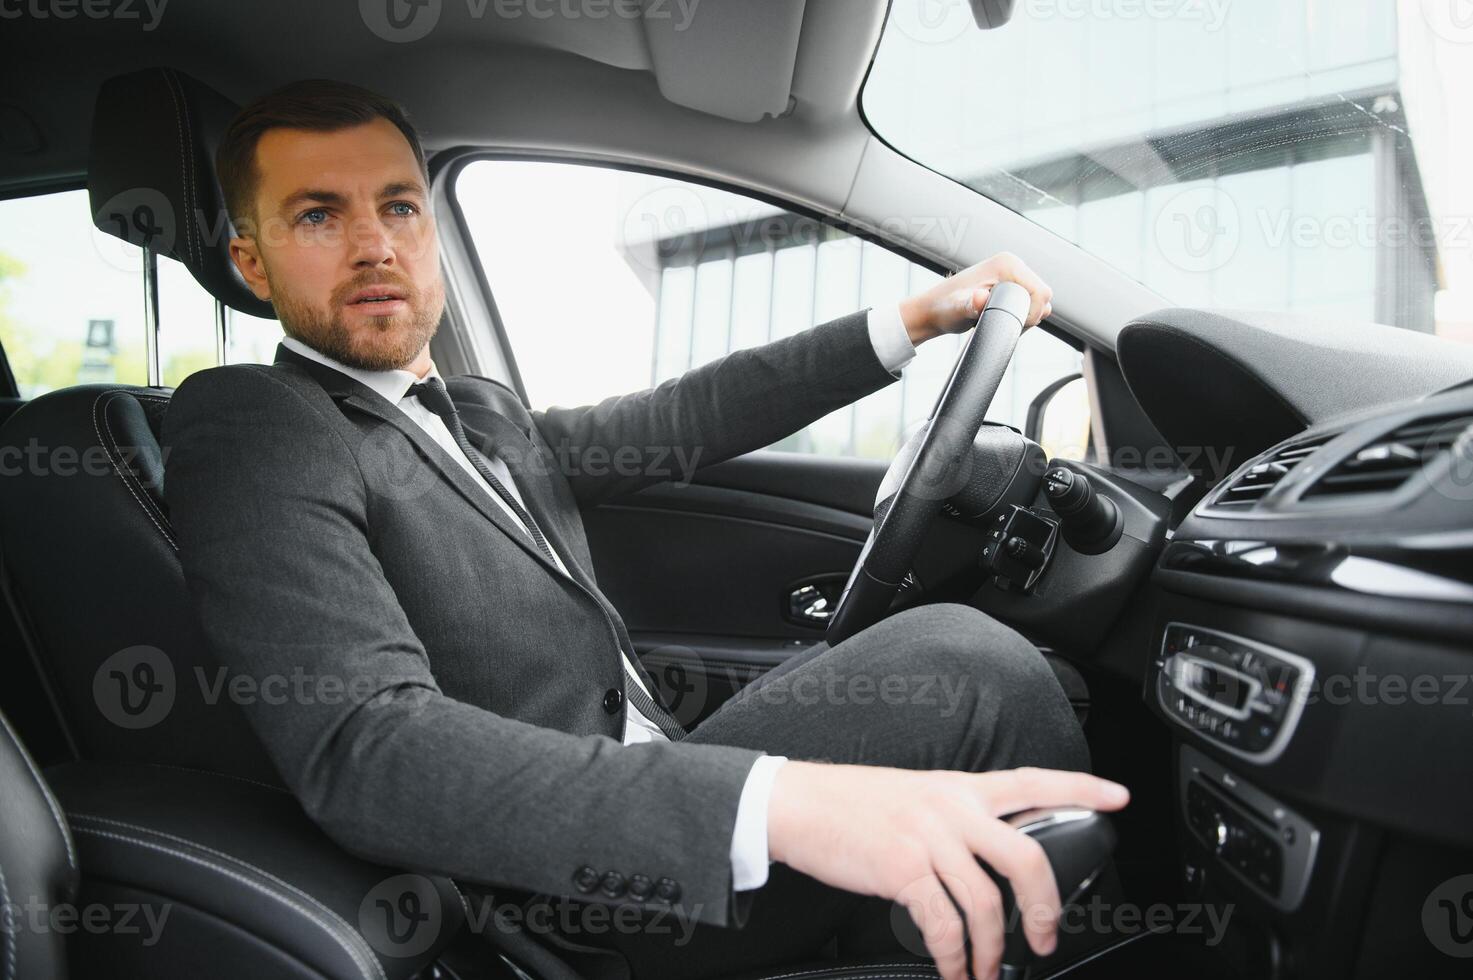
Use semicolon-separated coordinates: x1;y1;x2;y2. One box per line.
541;602;1092;980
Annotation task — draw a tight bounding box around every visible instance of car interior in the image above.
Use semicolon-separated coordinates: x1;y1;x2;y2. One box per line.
2;0;1472;977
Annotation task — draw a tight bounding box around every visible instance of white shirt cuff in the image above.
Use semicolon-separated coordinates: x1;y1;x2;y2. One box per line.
730;754;788;891
866;304;917;377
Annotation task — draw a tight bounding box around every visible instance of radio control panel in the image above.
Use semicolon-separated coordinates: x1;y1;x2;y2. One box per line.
1155;623;1315;763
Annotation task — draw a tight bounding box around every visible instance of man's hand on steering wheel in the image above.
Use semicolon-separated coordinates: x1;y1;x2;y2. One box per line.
824;256;1052;646
899;253;1055;346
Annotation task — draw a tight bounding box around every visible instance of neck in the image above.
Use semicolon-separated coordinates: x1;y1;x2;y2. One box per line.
404;344;433;379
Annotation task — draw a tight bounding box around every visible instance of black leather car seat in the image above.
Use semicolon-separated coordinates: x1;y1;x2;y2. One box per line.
0;68;282;783
0;708;77;978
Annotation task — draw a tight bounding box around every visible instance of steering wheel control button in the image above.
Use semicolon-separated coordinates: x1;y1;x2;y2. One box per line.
600;871;627;898
983;505;1059;594
627;874;653;901
653;877;682;903
602;688;623;714
572;866;600;893
1045;467;1075;500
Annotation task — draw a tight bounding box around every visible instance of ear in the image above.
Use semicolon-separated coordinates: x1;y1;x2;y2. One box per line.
229;236;271;301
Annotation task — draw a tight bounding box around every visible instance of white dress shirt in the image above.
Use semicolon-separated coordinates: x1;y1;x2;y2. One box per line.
280;304;917;892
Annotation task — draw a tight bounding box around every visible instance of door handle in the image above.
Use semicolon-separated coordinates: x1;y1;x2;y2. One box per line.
788;584;834;624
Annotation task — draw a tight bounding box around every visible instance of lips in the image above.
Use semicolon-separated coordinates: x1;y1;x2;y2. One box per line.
346;285;409;306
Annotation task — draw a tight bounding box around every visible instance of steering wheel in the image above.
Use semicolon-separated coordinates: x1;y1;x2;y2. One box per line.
825;281;1031;646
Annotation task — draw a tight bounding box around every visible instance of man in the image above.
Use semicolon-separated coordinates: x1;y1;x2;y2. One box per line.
163;80;1129;980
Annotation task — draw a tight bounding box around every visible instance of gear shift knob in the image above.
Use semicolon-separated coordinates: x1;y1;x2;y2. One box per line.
985;808;1117;980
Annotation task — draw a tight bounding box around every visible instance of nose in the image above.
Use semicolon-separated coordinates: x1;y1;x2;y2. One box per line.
348;215;395;269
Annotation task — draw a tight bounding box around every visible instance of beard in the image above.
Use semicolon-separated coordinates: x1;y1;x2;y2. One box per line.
271;269;445;372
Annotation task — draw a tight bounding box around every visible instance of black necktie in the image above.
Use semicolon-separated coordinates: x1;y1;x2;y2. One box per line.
408;377;687;741
409;377;558;563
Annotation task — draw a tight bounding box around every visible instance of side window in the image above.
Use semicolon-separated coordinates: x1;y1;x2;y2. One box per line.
0;189;283;398
0;189;155;396
455;160;1084;461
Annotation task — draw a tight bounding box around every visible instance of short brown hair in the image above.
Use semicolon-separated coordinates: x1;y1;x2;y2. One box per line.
216;79;428;232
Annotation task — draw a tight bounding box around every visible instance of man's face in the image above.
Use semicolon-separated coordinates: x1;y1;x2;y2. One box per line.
229;117;444;372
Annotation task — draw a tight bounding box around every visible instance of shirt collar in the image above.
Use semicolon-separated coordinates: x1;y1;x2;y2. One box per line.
280;335;441;406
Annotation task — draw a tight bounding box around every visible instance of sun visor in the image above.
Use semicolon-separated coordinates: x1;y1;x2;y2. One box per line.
640;0;807;123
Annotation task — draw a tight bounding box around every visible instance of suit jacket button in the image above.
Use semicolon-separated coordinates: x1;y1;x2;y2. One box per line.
654;877;681;903
627;874;652;901
572;866;599;893
602;688;623;714
600;871;627;898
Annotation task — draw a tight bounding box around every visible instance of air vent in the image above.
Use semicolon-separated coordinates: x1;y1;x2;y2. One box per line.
1304;414;1473;499
1212;437;1332;510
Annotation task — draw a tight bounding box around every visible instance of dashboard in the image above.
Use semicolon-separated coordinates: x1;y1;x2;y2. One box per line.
1114;311;1473;978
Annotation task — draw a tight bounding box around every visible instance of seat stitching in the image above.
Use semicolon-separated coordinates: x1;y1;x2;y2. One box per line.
99;391;175;533
0;710;75;872
163;69;198;266
91;390;177;551
0;859;14;980
70;825;385;980
450;880;473;926
70;814;387;980
140;762;288;794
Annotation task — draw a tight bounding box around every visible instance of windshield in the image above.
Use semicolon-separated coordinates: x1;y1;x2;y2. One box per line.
863;0;1473;342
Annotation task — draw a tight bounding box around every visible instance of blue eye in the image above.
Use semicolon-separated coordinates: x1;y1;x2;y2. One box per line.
300;208;329;225
389;202;417;217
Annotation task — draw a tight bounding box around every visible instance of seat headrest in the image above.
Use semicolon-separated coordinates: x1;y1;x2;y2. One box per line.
88;68;276;320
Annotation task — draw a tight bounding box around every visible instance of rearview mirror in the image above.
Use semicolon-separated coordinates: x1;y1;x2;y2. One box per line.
970;0;1017;29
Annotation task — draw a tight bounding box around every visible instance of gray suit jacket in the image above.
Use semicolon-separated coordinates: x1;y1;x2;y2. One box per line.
162;310;898;928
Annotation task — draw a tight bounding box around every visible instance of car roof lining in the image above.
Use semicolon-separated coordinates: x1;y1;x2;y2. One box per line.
0;0;1164;351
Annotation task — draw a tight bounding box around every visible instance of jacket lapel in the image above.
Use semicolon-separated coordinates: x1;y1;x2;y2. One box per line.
273;344;569;580
457;404;597;587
